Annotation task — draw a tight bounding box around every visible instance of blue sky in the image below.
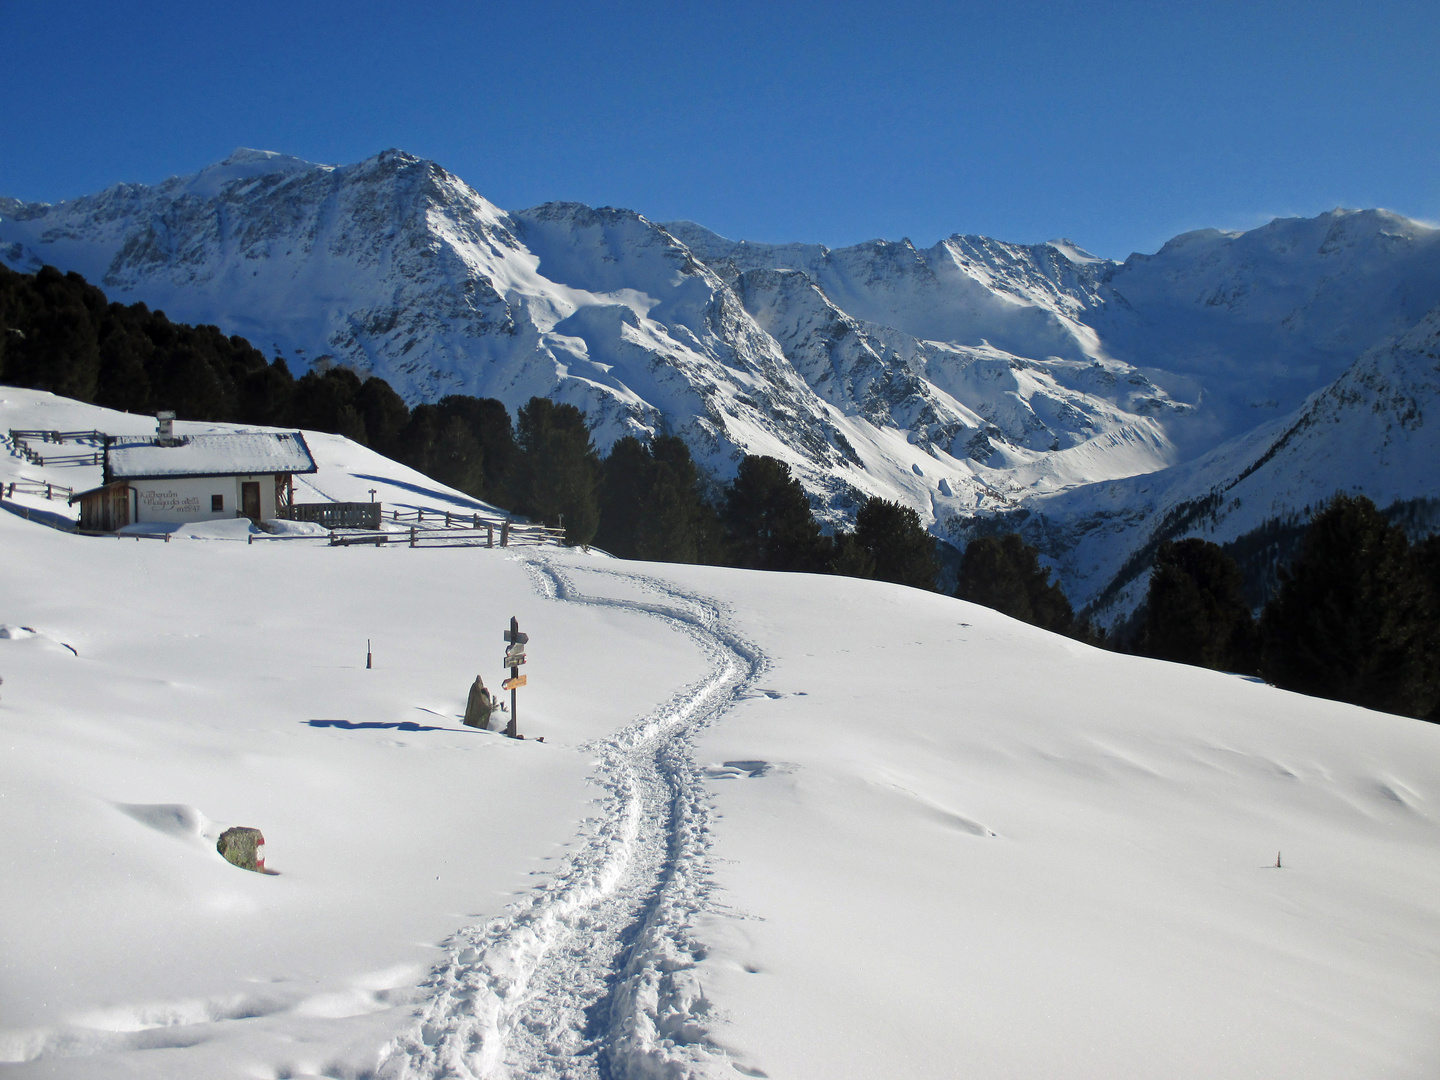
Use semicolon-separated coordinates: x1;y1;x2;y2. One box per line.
3;0;1436;259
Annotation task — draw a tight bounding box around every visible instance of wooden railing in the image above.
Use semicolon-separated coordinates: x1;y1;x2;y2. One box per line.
3;479;74;500
7;429;108;467
329;521;567;549
7;428;108;442
283;501;383;530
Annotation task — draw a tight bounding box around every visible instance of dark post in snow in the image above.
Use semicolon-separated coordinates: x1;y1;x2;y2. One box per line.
502;616;528;738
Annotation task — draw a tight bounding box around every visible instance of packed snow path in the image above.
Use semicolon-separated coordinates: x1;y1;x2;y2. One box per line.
380;555;766;1080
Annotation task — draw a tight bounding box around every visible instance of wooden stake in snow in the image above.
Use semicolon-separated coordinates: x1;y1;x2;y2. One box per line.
366;639;372;669
1275;851;1282;869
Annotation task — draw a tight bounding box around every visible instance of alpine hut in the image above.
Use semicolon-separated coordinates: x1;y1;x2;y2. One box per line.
70;414;318;533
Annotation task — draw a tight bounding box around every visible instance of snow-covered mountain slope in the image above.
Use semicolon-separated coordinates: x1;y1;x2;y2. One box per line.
1094;209;1440;453
673;208;1440;454
3;388;1439;1080
993;301;1440;624
665;223;1110;363
0;150;1205;526
6;150;1440;586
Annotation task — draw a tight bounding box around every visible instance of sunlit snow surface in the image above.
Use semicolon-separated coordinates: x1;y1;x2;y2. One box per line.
2;388;1438;1079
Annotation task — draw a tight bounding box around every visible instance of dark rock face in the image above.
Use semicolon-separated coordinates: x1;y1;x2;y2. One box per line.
463;675;494;729
217;826;265;871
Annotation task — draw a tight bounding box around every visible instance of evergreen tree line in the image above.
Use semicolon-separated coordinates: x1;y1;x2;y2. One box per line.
17;260;1430;714
1133;494;1440;721
951;532;1101;643
953;498;1440;720
601;442;945;591
0;263;945;581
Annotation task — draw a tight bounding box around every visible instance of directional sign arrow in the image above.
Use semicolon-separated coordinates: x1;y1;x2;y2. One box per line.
503;652;527;666
503;630;529;644
502;675;527;690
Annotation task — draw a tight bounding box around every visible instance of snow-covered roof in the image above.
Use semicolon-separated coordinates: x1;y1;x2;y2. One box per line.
106;432;317;480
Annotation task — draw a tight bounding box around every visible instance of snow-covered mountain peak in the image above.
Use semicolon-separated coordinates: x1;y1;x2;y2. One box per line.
1045;238;1106;265
6;149;1440;594
221;146;313;167
177;151;326;199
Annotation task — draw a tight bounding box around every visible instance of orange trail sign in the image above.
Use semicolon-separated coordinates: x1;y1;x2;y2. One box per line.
502;675;527;691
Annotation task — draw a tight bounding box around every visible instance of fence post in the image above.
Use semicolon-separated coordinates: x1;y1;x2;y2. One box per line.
500;521;509;547
487;523;494;548
410;526;417;548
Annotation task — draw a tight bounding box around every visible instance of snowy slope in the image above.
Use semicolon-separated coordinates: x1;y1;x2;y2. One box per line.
3;387;1440;1079
994;301;1440;624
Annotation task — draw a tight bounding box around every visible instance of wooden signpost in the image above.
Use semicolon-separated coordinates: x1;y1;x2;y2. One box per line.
502;616;528;738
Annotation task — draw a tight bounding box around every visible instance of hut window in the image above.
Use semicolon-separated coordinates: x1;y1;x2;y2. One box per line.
212;494;224;512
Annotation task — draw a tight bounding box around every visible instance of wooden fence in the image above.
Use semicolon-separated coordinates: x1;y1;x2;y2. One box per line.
7;429;109;467
3;479;74;500
329;521;567;548
283;501;383;530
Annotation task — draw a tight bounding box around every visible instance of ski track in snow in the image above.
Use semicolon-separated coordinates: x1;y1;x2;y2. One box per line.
380;555;767;1080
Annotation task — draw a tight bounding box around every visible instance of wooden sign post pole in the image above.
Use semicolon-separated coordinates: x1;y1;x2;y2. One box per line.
507;615;519;738
502;616;529;738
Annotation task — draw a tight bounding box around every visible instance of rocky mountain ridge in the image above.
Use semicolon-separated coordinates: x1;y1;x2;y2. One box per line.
5;148;1439;622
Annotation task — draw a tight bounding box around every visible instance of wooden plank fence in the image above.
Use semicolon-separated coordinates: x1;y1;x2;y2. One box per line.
7;429;108;467
284;501;383;530
328;521;566;549
3;479;74;500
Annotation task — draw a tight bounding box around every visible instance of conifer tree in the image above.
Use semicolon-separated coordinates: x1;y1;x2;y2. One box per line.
597;434;721;563
637;434;721;563
956;533;1074;634
596;436;651;557
355;377;410;459
236;358;296;427
515;397;600;545
849;497;938;590
1140;538;1258;672
1260;494;1431;716
7;266;102;401
721;455;827;572
153;340;231;421
409;396;518;505
95;304;156;413
462;397;519;507
829;530;877;579
432;414;486;496
1415;535;1440;721
291;368;368;443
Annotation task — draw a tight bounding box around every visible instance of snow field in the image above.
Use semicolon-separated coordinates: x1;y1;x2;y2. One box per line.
381;560;765;1079
674;566;1440;1078
0;513;710;1078
3;388;1439;1079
